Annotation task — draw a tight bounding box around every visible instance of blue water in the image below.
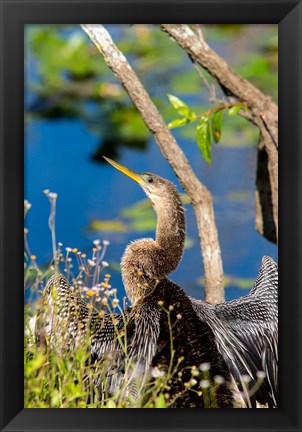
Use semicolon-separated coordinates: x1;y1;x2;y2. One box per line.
25;118;278;303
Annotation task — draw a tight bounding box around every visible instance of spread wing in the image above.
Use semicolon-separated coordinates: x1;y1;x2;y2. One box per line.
37;274;160;405
192;256;278;407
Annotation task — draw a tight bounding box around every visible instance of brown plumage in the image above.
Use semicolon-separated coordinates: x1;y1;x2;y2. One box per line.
40;158;277;408
40;158;234;407
121;173;185;305
110;158;277;408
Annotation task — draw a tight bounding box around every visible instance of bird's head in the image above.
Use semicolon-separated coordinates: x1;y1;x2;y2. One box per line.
103;156;179;209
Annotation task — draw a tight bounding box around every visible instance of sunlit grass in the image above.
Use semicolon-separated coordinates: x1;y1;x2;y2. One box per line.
24;191;265;408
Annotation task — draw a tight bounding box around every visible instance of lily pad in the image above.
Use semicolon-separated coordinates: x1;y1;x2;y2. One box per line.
198;274;255;290
89;219;128;232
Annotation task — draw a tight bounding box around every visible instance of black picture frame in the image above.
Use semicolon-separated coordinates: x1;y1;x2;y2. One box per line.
1;1;301;431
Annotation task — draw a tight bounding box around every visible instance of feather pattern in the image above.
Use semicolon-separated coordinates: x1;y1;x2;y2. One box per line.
40;273;234;408
191;256;278;407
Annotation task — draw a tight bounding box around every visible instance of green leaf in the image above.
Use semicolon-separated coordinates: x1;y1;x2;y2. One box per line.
228;104;242;116
155;393;167;408
168;117;189;129
211;109;223;143
167;94;196;120
167;94;189;111
196;115;212;163
184;110;197;121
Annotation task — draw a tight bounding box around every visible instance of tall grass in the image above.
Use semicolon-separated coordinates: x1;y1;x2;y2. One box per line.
24;191;263;408
24;191;181;408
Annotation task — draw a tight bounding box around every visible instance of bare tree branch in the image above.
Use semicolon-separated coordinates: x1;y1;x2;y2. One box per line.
192;62;217;101
159;24;278;243
81;24;225;304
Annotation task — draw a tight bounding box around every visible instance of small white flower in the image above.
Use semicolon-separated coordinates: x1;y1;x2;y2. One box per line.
151;367;165;378
112;298;119;307
93;239;101;246
24;200;32;209
200;379;210;388
102;261;109;267
214;375;225;385
256;371;266;380
103;240;110;246
242;375;251;384
199;362;211;372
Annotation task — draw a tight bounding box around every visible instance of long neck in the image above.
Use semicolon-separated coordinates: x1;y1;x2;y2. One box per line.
121;190;186;305
155;191;185;271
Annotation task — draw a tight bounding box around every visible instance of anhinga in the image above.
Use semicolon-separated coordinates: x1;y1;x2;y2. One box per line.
42;157;278;408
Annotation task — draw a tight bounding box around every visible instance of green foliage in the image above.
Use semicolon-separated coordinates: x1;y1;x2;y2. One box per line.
228;104;242;116
168;117;191;129
24;188;262;409
167;94;196;129
211;109;223;143
25;24;277;162
154;393;167;408
167;94;197;121
196;115;212;163
167;93;247;163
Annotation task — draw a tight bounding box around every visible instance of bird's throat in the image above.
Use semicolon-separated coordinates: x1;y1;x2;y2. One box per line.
121;191;186;304
155;196;186;267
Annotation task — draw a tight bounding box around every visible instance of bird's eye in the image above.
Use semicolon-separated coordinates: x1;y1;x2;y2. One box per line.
147;177;153;184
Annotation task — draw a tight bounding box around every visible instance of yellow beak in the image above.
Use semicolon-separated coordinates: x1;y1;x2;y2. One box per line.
103;156;144;185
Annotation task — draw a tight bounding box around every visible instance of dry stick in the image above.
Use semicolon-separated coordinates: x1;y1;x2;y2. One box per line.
81;24;225;304
159;24;278;243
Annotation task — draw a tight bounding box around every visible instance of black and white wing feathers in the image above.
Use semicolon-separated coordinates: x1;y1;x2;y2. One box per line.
192;256;278;407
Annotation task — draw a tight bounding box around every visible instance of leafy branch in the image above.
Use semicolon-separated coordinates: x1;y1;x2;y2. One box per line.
167;94;248;163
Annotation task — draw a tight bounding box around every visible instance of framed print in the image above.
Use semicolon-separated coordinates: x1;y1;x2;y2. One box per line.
1;1;301;431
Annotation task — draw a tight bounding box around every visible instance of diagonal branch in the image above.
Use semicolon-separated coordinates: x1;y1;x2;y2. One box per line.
158;24;278;243
158;25;278;136
81;24;225;304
